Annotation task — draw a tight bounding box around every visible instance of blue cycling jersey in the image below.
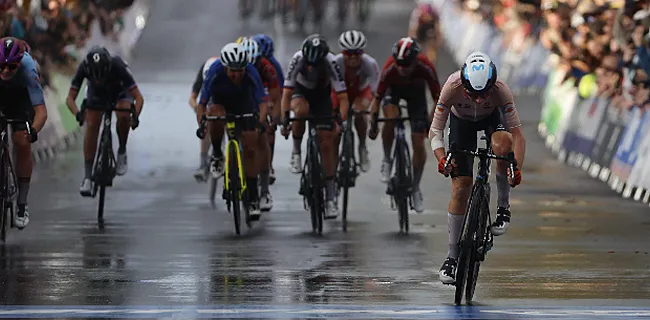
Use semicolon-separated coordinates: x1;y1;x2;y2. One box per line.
267;55;284;89
200;60;268;107
0;52;45;107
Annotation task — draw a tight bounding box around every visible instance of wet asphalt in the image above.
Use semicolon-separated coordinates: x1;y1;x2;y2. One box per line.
1;0;650;319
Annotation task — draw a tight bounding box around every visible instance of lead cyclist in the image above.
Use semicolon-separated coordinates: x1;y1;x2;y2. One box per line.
429;51;525;285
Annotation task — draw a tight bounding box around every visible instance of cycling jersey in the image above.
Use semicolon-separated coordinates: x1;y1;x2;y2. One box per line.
192;56;219;94
0;52;44;107
333;53;379;97
409;6;439;43
200;59;267;112
431;70;521;131
255;57;279;90
71;56;137;104
266;55;284;89
284;50;346;93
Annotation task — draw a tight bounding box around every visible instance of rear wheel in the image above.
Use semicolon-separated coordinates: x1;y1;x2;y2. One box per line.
308;141;324;235
229;144;241;236
454;183;482;305
0;158;7;243
96;135;111;226
394;139;410;234
339;130;354;232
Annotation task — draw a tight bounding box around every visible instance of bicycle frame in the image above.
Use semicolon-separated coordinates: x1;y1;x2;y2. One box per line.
223;121;247;198
0;115;29;240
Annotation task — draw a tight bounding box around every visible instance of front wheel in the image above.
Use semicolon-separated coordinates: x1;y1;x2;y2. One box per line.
228;144;242;236
454;183;482;305
308;142;324;235
394;139;410;234
339;131;355;232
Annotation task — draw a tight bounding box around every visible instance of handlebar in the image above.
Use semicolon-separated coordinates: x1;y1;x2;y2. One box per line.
196;113;257;139
444;146;518;187
281;110;339;140
0;114;32;137
80;99;139;129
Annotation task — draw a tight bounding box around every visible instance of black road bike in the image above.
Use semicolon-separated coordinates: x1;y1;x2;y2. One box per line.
81;99;138;227
284;112;337;235
0;114;31;242
371;101;420;234
444;135;517;305
337;109;370;232
197;113;257;236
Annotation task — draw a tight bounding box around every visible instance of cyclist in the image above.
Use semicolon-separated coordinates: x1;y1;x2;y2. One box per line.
197;42;268;218
0;37;47;229
241;37;281;211
332;30;379;172
280;34;349;219
408;2;442;65
431;51;525;284
189;55;219;182
252;33;284;184
368;37;440;213
66;46;144;197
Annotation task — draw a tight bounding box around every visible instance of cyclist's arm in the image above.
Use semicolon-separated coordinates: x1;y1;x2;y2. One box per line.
119;60;143;117
198;64;217;125
282;52;300;121
428;79;454;161
498;85;525;169
249;65;269;121
66;62;86;115
328;54;349;121
420;55;441;102
370;58;393;115
189;63;204;110
261;59;282;117
23;56;47;131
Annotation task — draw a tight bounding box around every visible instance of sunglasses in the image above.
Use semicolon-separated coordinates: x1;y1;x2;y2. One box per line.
0;63;20;71
343;49;363;56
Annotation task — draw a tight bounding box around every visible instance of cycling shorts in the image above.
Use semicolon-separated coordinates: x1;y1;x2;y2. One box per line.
448;110;508;177
0;86;35;131
86;85;134;110
330;86;372;110
208;94;259;132
381;86;428;133
291;83;334;130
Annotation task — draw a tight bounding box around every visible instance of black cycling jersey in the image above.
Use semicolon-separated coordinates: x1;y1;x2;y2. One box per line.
71;56;137;101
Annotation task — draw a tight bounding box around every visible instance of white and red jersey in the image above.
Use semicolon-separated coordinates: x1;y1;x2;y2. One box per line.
333;53;380;98
431;70;522;131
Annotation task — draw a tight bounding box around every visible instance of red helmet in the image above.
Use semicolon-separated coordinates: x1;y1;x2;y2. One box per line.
392;37;420;66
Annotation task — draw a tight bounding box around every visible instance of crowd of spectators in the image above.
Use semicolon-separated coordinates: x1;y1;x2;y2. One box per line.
455;0;650;109
0;0;135;89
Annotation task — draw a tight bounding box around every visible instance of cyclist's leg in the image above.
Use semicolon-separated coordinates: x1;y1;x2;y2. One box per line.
380;90;399;182
268;94;280;180
354;87;372;171
234;101;262;214
207;98;227;175
311;89;338;217
486;110;513;235
289;85;310;173
258;101;273;210
6;94;34;228
81;92;103;194
114;93;133;176
406;88;429;213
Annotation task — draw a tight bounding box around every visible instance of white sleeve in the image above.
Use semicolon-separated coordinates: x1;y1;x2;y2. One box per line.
283;51;303;88
361;54;380;92
327;53;346;93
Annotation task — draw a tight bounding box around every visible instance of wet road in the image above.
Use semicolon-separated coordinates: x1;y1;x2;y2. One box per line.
3;0;650;318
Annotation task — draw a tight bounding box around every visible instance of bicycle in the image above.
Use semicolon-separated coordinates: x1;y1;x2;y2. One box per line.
197;113;257;236
443;136;517;305
371;100;420;234
81;99;138;227
0;114;31;242
337;108;370;232
283;111;337;235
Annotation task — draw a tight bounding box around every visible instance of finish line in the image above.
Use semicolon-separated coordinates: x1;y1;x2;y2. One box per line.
0;305;648;319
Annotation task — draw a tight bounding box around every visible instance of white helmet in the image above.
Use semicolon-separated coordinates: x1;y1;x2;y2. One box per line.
220;42;248;69
241;38;262;64
460;51;497;93
338;30;367;51
202;56;219;79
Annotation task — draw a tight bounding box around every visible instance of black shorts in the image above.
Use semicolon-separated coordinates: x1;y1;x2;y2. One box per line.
0;86;35;131
86;86;134;110
449;110;508;177
382;86;428;133
291;83;334;130
208;94;259;132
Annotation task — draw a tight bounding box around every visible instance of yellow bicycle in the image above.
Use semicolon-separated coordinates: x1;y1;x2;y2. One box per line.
197;113;256;235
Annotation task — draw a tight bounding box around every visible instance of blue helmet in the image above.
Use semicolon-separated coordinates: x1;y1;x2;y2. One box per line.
253;34;274;58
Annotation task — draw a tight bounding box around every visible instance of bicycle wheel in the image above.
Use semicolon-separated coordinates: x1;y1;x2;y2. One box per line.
394;138;410;234
454;183;482;305
0;155;7;243
228;143;242;236
96;133;111;226
308;140;324;234
339;130;354;232
466;190;490;303
209;175;218;206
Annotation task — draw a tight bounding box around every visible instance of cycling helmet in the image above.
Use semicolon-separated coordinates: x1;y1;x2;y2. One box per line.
460;51;497;94
236;36;248;44
253;34;274;58
220;42;248;69
0;37;26;65
392;37;420;66
301;34;329;65
84;46;112;82
242;38;262;65
338;30;367;51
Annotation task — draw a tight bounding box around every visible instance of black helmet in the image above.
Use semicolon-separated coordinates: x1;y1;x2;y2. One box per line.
84;46;112;82
301;34;329;65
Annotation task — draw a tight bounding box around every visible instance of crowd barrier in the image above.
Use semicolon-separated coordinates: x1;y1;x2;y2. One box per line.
430;0;650;205
32;0;151;163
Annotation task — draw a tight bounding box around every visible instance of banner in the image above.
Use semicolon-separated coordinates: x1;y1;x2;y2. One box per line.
610;107;649;182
